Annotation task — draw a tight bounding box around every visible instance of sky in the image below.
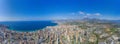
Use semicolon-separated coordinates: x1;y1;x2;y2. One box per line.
0;0;120;21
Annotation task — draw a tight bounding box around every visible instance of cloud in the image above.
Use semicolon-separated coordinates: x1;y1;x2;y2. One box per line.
78;11;85;15
72;11;102;19
94;13;101;16
86;13;91;16
83;16;88;18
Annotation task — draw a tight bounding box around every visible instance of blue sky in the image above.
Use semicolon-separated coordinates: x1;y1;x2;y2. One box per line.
0;0;120;21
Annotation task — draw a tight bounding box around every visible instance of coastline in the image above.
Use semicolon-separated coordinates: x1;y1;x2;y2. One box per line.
0;21;58;33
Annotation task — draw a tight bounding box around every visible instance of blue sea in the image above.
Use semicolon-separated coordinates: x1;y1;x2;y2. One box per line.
0;21;57;32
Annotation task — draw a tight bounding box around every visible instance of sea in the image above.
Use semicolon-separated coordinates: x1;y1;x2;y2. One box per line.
0;21;57;32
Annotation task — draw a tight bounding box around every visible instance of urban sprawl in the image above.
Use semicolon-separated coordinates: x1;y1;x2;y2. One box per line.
0;20;120;44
